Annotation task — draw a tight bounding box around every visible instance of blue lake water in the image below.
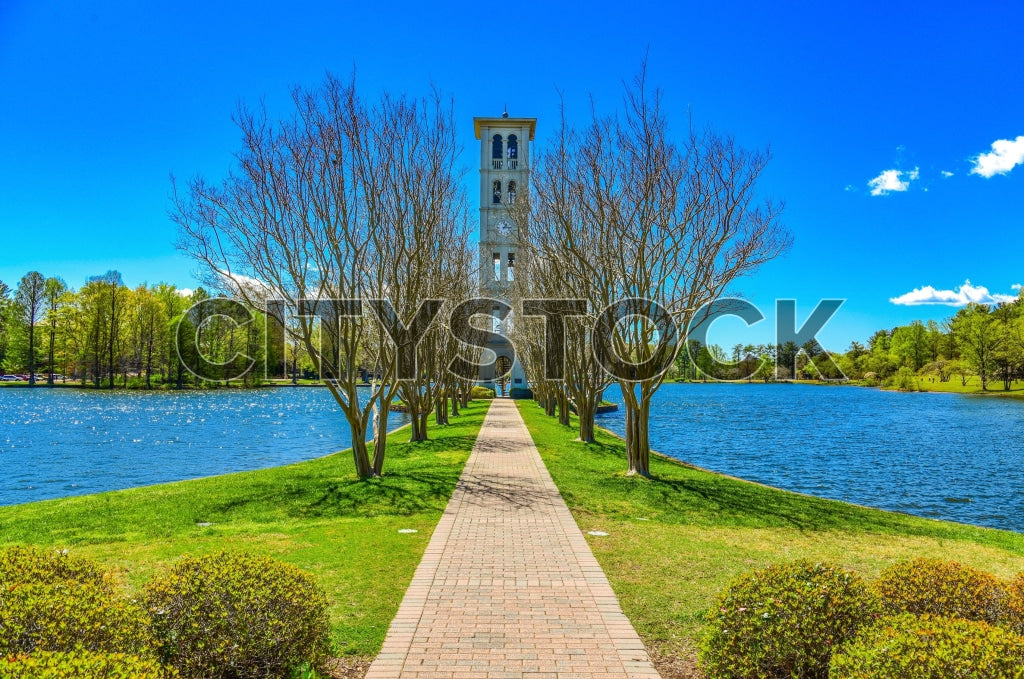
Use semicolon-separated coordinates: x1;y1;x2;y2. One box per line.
599;383;1024;532
0;388;410;506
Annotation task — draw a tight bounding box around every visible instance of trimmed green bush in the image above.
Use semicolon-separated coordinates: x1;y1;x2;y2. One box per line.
470;385;495;399
1005;572;1024;636
829;613;1024;678
0;582;155;656
0;545;110;589
144;552;330;679
0;651;174;678
874;558;1009;623
700;560;879;679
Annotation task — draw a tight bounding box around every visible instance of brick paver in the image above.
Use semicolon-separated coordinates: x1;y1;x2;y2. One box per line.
366;399;660;679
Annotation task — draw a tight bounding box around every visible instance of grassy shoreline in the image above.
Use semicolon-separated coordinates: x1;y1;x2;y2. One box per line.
0;400;489;657
668;376;1024;398
515;400;1024;667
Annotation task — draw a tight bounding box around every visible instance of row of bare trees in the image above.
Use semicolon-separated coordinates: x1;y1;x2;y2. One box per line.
509;70;789;476
174;74;477;478
174;68;789;479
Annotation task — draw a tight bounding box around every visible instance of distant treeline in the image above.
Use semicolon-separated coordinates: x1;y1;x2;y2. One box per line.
0;271;284;388
5;268;1023;391
675;291;1024;390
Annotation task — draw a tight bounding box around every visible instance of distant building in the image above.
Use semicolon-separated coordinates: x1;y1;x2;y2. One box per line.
473;110;535;395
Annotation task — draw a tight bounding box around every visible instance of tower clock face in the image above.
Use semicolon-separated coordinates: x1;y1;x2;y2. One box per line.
496;220;513;237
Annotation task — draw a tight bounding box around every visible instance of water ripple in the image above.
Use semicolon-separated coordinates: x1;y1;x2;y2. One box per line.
598;383;1024;532
0;388;410;505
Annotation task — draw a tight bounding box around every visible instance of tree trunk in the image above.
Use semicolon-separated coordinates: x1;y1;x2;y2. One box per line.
409;415;425;442
145;336;153;388
371;413;389;475
108;291;116;390
450;388;460;416
435;394;449;425
544;392;556;417
47;324;56;387
351;435;375;479
622;388;652;477
27;322;36;387
325;382;378;479
405;389;430;442
577;399;597;443
558;390;571;426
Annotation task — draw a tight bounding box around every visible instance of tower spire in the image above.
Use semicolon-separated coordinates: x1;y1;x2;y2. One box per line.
502;104;509;119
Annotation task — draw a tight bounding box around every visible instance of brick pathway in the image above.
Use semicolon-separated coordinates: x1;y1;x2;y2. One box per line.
365;399;660;679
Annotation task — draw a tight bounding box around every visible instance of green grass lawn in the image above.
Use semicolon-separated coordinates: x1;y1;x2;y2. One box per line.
516;400;1024;664
0;400;489;657
886;374;1024;396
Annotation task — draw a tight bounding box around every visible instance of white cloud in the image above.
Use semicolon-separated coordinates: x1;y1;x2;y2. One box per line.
175;288;194;297
1014;284;1022;291
941;170;954;178
220;273;276;300
890;280;1019;306
868;167;919;196
970;136;1024;177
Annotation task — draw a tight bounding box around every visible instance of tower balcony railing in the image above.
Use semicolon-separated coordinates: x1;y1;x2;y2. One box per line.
491;158;521;170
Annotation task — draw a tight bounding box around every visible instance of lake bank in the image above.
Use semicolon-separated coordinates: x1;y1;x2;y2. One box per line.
0;387;412;505
599;381;1024;531
6;380;1022;527
669;375;1024;398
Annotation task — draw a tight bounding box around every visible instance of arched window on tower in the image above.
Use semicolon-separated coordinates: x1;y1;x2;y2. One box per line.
507;135;518;168
492;134;503;159
492;180;502;204
507;180;517;204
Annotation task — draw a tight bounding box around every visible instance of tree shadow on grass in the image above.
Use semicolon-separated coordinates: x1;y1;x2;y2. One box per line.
0;422;488;546
202;433;482;521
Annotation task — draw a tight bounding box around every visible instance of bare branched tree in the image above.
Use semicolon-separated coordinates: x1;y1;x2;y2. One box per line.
520;68;790;476
173;73;469;478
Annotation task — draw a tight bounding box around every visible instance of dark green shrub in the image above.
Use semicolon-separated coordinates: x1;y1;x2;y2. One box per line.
0;651;174;678
470;385;495;399
0;545;110;588
829;613;1024;678
0;582;154;656
874;558;1008;623
700;560;879;679
144;552;330;679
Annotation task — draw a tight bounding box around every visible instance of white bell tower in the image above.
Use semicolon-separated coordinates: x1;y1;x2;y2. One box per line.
473;110;536;395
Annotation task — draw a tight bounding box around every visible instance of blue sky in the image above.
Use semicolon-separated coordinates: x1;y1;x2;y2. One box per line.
1;1;1022;351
